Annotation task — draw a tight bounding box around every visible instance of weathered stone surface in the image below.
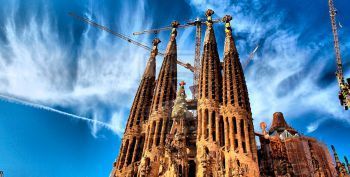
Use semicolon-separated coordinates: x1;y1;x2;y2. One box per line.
110;10;348;177
258;112;339;177
110;38;160;177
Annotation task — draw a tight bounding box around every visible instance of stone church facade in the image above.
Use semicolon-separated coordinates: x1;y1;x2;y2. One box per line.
109;9;349;177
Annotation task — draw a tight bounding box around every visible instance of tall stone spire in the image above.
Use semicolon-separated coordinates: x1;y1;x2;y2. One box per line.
220;15;259;176
222;15;250;111
332;145;348;176
110;38;160;177
139;21;178;177
196;9;223;177
150;21;178;113
198;9;222;102
345;156;350;174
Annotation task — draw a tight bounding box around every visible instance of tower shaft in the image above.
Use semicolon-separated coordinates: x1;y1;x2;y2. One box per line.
110;39;160;177
139;23;178;177
196;9;224;177
219;15;259;176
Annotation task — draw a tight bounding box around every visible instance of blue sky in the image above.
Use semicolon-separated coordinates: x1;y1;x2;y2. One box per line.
0;0;349;176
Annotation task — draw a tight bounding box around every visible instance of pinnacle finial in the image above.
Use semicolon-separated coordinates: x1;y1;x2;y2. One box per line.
222;15;232;23
178;81;186;95
205;9;214;25
152;38;161;47
260;122;267;131
331;145;341;163
171;21;180;28
223;15;233;34
205;9;214;17
151;38;161;56
170;21;180;39
331;145;336;152
179;81;186;87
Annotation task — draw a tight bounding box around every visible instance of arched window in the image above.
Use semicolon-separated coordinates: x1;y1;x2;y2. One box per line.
204;109;209;139
211;111;216;141
188;160;196;177
126;137;136;165
148;121;156;150
240;119;245;138
156;119;163;146
198;109;202;139
225;117;230;148
219;116;225;147
119;139;129;169
242;141;247;153
233;117;237;134
222;153;226;169
136;135;145;162
205;54;209;98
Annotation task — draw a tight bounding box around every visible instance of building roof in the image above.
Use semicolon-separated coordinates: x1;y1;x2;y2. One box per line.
269;112;297;135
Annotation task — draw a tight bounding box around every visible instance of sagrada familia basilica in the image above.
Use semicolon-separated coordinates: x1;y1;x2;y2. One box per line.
109;10;350;177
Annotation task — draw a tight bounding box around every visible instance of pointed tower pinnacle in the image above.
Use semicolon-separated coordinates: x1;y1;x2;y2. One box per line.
160;81;193;177
196;9;223;177
150;21;178;113
222;15;250;111
345;156;350;174
332;145;347;176
143;38;161;78
198;9;222;102
171;81;187;118
110;38;160;177
139;22;178;177
220;14;259;176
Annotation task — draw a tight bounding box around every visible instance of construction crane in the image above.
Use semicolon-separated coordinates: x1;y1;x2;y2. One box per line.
327;0;350;110
133;9;220;99
69;13;194;72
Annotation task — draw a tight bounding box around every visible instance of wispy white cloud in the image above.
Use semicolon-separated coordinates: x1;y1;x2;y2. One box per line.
0;0;153;137
306;118;327;134
0;0;348;138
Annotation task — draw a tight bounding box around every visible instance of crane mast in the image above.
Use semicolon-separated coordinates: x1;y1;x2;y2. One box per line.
189;18;202;99
327;0;350;110
328;0;344;83
194;22;201;87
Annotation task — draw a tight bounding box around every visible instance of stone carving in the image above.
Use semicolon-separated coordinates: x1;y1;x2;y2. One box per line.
139;157;151;177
